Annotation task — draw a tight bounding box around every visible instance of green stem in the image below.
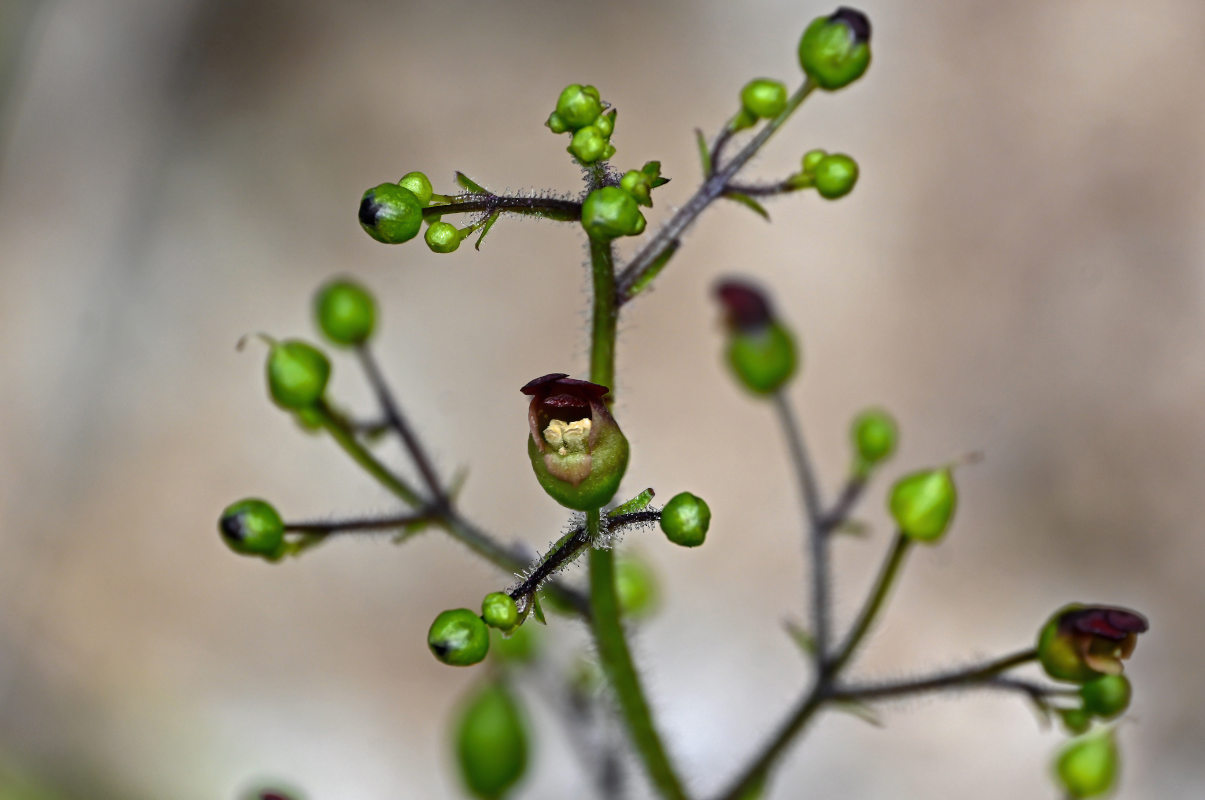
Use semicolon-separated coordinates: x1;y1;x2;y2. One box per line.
829;532;913;675
422;194;582;222
585;233;688;799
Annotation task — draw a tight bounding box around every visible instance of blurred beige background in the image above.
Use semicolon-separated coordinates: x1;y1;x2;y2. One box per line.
1;0;1202;797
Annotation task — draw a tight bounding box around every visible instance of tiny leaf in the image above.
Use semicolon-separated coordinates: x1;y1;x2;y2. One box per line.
474;212;501;251
455;171;490;194
834;519;870;538
609;488;655;516
831;699;883;727
531;593;547;625
695;129;712;177
784;619;817;657
725;192;771;221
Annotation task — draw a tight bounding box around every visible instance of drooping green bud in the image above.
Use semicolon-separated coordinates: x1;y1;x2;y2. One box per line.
851;408;897;473
1080;674;1132;719
660;491;711;548
798;7;872;90
888;467;957;542
314;278;376;347
581;186;646;240
1037;605;1148;683
358;183;424;244
219;498;284;558
521;373;629;511
740;78;789;119
266;339;330;410
553;83;604;130
813;153;859;199
715;279;798;395
1055;730;1118;798
425;221;462;253
397;171;434;207
428;608;490;666
615;556;659;618
481;592;519;631
455;680;529;800
568;125;613;164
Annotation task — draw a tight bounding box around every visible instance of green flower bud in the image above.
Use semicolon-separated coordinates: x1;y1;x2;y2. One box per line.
581;186;646;240
802;148;828;173
594;109;616;138
314;278;376;347
493;622;539;664
359;183;423;244
521;373;630;511
851;408;897;471
1055;731;1118;799
715;279;798;395
889;468;957;542
554;83;603;130
455;681;529;800
218;498;284;558
266;339;330;410
798;7;872;90
428;608;490;666
546;112;568;134
1080;675;1132;719
813;153;859;199
1037;605;1148;683
615;556;659;618
619;161;669;208
425;221;462;253
740;78;789;119
569;125;611;164
660;491;711;548
397;171;433;207
481;592;519;631
1059;708;1093;736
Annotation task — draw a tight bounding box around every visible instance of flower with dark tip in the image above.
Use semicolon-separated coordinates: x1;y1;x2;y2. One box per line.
521;373;629;511
1037;604;1149;683
798;7;872;90
715;278;798;395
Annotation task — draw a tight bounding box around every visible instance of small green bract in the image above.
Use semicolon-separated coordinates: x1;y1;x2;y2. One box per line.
660;492;711;547
266;339;330;410
314;278;376;346
219;498;284;558
359;183;424;244
428;608;490;666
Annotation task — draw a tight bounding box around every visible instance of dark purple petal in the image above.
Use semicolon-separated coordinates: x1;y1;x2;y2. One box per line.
1066;606;1148;640
521;373;570;395
715;278;775;330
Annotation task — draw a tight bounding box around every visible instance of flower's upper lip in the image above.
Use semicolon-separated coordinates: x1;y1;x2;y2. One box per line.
1067;607;1148;640
521;373;610;401
715;279;774;330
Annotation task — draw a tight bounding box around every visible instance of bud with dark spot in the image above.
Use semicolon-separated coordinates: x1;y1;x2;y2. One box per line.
219;498;284;559
428;608;490;666
359;183;424;244
798;7;872;90
715;278;798;395
1037;604;1148;683
521;373;630;511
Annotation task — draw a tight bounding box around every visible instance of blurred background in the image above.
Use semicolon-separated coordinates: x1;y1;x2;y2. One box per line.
1;0;1202;797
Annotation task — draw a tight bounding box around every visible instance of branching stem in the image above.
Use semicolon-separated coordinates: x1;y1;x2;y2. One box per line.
423;194;582;222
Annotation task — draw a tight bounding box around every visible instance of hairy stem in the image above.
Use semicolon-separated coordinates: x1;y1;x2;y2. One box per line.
616;80;816;303
283;510;436;535
422;194;582;221
832;649;1041;701
820;476;867;533
773;391;829;668
829;532;913;675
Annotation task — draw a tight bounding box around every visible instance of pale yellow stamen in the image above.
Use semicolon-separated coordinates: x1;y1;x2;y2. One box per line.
543;418;591;456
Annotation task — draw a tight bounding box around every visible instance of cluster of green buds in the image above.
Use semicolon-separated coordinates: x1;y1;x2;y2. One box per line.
546;84;617;164
454;680;529;799
786;148;859;199
521;373;630;511
798;7;872;91
888;466;958;543
580;161;668;241
359;171;432;244
714;279;798;395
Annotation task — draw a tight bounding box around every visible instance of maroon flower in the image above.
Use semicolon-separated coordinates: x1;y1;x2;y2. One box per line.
1038;604;1148;682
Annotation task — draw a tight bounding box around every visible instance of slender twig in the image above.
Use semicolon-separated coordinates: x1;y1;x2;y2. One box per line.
422;194;582;221
832;649;1041;702
356;344;446;505
773;391;829;668
722;179;798;197
819;476;867;533
709;126;735;173
616;80;816;304
829;532;913;675
283;511;436;535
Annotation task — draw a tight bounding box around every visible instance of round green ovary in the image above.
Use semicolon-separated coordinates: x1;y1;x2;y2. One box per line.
527;421;629;511
889;468;956;542
428;609;489;666
660;492;711;547
315;279;376;346
726;323;797;395
267;340;330;410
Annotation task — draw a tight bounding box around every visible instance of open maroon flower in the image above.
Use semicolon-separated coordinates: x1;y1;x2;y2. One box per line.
521;373;629;511
1037;604;1149;683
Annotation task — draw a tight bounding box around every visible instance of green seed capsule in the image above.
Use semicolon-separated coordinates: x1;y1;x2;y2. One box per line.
615;556;659;618
580;186;646;241
314;278;376;347
1080;675;1132;719
397;171;433;207
428;608;490;667
569;125;608;164
359;183;424;244
798;7;872;91
727;323;797;395
740;78;789;119
851;408;897;470
888;468;957;542
218;498;284;558
481;592;519;631
1055;731;1118;798
455;681;529;799
425;221;462;253
660;492;711;548
813;153;859;199
266;339;330;410
554;83;603;130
